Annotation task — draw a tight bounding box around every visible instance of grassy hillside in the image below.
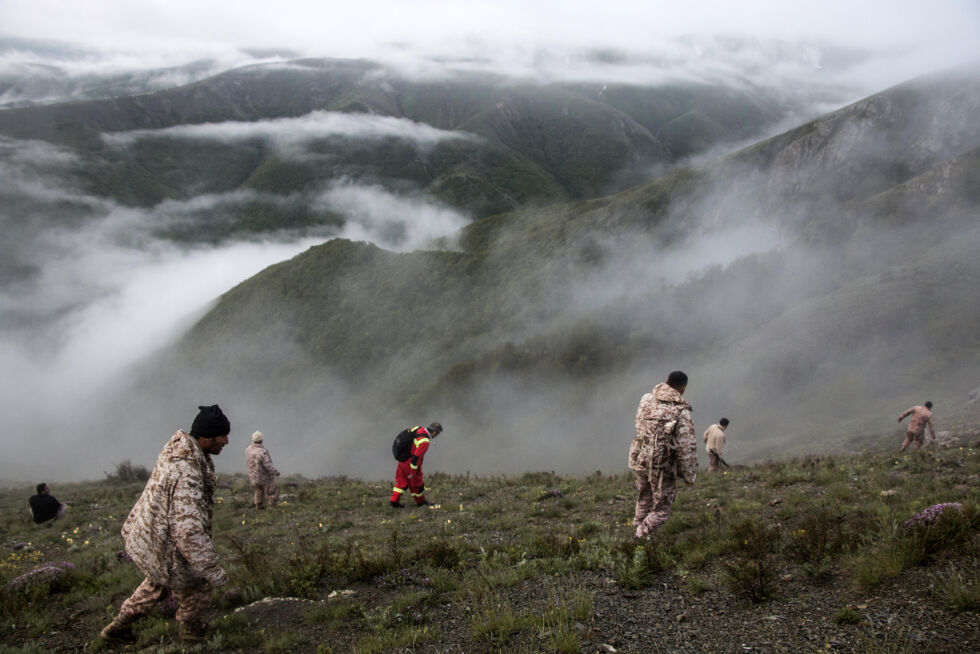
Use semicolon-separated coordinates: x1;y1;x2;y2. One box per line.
1;436;978;652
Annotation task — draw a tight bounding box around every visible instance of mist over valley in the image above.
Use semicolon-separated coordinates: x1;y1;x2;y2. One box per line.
1;4;978;483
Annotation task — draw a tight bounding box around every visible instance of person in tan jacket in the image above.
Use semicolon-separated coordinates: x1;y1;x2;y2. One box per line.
245;431;280;509
628;371;698;539
898;401;936;451
703;418;729;471
100;405;230;644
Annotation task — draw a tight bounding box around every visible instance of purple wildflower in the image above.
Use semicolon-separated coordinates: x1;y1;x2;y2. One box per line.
903;502;964;529
150;594;179;617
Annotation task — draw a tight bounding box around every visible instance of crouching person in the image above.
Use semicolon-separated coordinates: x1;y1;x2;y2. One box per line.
100;405;231;644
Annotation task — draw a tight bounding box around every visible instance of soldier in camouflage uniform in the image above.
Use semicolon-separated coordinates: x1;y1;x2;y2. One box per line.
100;405;231;644
245;431;280;509
898;401;936;451
628;371;698;539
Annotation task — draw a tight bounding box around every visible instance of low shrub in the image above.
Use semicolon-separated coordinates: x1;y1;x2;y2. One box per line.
104;461;150;483
723;556;777;604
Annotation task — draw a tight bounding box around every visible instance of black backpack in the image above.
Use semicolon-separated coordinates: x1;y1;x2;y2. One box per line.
392;426;419;462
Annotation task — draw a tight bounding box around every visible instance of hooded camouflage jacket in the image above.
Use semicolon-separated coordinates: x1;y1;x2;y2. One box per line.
629;383;698;484
121;430;227;589
245;443;279;485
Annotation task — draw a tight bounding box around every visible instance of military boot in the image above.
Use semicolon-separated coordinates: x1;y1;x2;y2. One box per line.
100;620;137;644
178;619;209;641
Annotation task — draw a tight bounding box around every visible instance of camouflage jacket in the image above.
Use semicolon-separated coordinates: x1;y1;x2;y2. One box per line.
121;430;227;589
899;405;935;438
629;383;698;483
245;443;279;485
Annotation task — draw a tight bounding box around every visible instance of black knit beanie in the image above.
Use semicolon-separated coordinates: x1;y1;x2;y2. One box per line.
190;404;230;438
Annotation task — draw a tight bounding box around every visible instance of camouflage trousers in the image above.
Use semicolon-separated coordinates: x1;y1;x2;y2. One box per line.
633;466;677;539
113;577;211;625
253;482;279;508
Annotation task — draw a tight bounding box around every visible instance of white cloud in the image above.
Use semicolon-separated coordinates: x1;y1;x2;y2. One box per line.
103;110;475;153
315;182;470;251
2;1;978;98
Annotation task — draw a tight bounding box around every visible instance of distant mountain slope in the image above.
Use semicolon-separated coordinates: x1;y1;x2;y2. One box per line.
0;57;789;223
163;66;980;469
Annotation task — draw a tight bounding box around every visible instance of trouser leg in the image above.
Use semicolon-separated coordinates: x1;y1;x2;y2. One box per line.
173;581;212;625
708;451;719;472
391;463;410;503
253;485;265;508
113;578;169;625
409;472;426;504
264;483;279;506
636;469;677;539
633;474;653;527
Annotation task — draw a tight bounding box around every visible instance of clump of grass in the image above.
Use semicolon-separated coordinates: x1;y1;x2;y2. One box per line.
208;614;255;649
469;594;526;644
834;606;864;625
789;508;843;563
412;537;462;569
935;563;980;612
353;625;438;654
851;502;978;591
686;575;711;596
543;620;580;654
612;540;670;589
856;625;915;654
528;532;580;560
575;520;602;537
263;629;305;652
304;598;363;625
800;558;836;584
901;503;975;565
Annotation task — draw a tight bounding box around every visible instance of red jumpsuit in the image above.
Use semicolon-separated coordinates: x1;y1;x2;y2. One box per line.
390;427;433;505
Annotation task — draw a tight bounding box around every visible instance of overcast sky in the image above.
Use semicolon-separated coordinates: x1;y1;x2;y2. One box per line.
2;0;978;92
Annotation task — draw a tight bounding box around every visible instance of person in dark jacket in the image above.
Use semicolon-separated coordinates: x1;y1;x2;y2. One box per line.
29;483;66;524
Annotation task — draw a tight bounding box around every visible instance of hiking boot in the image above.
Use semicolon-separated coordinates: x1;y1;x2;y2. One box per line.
389;500;405;509
178;619;209;641
100;621;137;644
415;500;431;507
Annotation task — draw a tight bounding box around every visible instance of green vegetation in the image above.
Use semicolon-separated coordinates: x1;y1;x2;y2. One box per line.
1;445;977;651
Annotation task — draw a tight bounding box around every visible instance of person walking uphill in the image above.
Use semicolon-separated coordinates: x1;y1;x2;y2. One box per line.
629;371;698;539
898;401;936;452
100;405;231;645
390;422;442;508
246;431;280;509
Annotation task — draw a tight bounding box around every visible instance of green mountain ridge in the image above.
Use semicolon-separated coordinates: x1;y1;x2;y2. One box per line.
150;66;980;476
0;57;791;225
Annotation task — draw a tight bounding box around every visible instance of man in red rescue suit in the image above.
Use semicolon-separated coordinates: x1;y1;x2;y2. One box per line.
390;422;443;508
